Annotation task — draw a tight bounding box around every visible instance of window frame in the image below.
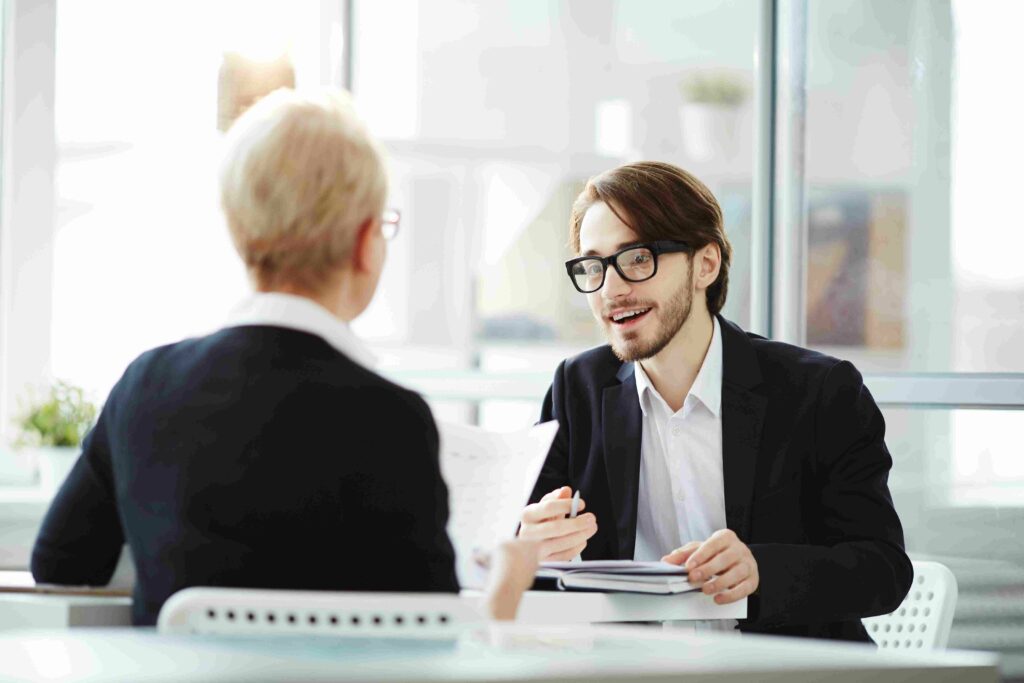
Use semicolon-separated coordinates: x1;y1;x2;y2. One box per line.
1;0;1022;439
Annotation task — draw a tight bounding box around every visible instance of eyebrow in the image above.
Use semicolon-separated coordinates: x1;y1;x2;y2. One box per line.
581;241;645;257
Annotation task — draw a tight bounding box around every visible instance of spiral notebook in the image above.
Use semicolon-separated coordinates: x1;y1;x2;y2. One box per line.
536;560;697;594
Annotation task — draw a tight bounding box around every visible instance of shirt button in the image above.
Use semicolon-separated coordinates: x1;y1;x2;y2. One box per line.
671;426;681;437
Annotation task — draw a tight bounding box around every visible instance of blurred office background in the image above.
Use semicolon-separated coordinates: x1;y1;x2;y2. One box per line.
0;0;1021;677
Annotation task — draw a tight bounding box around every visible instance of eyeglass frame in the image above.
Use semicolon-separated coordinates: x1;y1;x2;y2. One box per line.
564;240;692;293
381;208;401;240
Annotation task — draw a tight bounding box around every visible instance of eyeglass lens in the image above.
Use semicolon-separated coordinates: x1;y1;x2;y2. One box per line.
570;247;656;292
381;209;400;240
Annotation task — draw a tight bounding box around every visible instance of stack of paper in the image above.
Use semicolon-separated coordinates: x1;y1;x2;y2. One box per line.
537;560;697;594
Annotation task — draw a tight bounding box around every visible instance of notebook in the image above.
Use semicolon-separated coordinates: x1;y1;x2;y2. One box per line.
537;560;698;594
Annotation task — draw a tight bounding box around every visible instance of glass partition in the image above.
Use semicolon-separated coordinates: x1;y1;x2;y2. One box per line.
351;0;760;369
883;406;1024;670
804;0;1024;373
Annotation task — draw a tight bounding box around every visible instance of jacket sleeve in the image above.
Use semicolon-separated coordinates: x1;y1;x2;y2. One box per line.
746;360;913;627
31;401;125;586
528;360;572;504
350;390;459;593
404;394;460;592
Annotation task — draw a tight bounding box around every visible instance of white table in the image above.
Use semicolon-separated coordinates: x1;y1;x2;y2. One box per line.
0;623;998;683
0;571;132;630
0;593;132;630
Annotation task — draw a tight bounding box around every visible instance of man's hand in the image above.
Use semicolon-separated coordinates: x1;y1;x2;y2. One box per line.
661;529;759;604
518;486;598;561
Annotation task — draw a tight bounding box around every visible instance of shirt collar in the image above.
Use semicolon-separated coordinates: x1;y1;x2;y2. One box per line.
633;316;722;418
223;292;377;369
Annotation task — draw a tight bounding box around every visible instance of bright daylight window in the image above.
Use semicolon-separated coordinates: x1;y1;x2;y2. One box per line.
804;0;1024;507
351;0;758;428
51;0;340;401
803;0;1024;671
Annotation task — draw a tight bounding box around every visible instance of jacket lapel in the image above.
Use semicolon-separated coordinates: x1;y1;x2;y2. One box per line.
603;363;643;559
718;317;767;543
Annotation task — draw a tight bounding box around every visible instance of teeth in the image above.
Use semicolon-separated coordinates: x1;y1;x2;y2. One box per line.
611;308;650;322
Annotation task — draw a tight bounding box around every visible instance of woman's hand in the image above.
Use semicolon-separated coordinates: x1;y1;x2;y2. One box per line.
483;538;541;620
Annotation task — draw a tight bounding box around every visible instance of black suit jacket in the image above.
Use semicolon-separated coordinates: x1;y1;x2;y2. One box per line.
529;316;912;642
32;326;458;625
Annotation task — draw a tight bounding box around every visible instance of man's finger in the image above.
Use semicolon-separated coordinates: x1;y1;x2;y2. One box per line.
713;578;757;604
519;513;596;541
539;486;572;503
522;496;585;524
688;546;741;582
700;563;748;595
661;541;701;565
542;537;589;561
521;499;569;524
540;526;597;559
684;530;736;570
545;542;587;562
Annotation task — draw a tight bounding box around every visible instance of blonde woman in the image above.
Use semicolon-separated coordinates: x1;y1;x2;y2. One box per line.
32;88;536;625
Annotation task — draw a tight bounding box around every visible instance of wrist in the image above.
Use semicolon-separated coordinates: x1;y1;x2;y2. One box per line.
484;582;523;621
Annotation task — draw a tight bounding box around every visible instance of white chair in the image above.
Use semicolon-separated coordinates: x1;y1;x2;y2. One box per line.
157;587;484;638
863;560;958;650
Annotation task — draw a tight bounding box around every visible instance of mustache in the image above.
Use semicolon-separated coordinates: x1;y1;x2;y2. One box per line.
602;299;655;317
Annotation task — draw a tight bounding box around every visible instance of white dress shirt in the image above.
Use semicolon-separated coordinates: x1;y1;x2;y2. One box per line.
222;292;376;369
633;317;737;632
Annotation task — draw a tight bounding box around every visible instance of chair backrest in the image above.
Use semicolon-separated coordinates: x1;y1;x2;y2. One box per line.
157;587;484;638
863;560;958;649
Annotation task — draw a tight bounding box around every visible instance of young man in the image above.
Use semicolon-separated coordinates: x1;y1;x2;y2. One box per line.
31;88;536;625
519;161;911;641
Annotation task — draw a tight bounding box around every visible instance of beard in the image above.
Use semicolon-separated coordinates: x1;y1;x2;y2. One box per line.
606;274;694;363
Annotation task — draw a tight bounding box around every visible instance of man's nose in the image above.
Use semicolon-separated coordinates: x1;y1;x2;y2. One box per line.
601;265;632;299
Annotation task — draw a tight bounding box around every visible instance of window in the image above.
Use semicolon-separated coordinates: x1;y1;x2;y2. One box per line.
351;1;760;420
803;0;1024;374
51;0;340;401
798;1;1024;671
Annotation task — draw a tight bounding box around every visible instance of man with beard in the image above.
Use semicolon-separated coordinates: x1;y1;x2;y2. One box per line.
518;161;911;642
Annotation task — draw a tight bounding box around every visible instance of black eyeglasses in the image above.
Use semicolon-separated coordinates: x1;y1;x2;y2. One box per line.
565;240;691;293
381;208;401;241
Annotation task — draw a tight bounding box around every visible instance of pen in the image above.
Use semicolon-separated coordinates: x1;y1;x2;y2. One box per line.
569;489;581;518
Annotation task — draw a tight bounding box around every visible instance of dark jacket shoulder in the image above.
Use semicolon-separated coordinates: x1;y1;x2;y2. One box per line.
734;322;870;412
558;343;622;386
556;317;856;391
116;326;433;421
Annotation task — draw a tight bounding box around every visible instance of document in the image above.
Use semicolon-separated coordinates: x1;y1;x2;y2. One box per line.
537;560;697;594
437;420;558;588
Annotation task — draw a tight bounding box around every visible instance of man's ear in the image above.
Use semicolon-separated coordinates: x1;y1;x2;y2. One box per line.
694;243;722;290
351;216;378;274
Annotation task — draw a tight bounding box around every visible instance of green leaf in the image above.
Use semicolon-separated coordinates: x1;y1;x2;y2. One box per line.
16;380;98;448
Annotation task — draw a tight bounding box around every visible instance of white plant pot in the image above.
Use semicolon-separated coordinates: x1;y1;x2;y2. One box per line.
34;446;81;493
679;103;740;163
0;447;37;486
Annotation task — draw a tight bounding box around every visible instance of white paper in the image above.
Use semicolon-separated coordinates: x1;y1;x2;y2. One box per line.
437;420;558;588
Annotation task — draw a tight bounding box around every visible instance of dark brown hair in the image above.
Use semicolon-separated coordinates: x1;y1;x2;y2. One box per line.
569;161;732;315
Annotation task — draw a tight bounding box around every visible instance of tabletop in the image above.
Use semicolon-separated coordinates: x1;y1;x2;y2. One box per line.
0;622;999;683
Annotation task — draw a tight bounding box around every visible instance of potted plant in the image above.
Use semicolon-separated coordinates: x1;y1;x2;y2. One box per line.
678;71;748;162
17;380;97;492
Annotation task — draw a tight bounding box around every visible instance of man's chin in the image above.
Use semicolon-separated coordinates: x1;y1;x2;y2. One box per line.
609;335;652;363
607;324;676;362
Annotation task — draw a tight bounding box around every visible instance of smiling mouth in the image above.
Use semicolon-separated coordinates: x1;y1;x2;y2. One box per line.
609;308;652;326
